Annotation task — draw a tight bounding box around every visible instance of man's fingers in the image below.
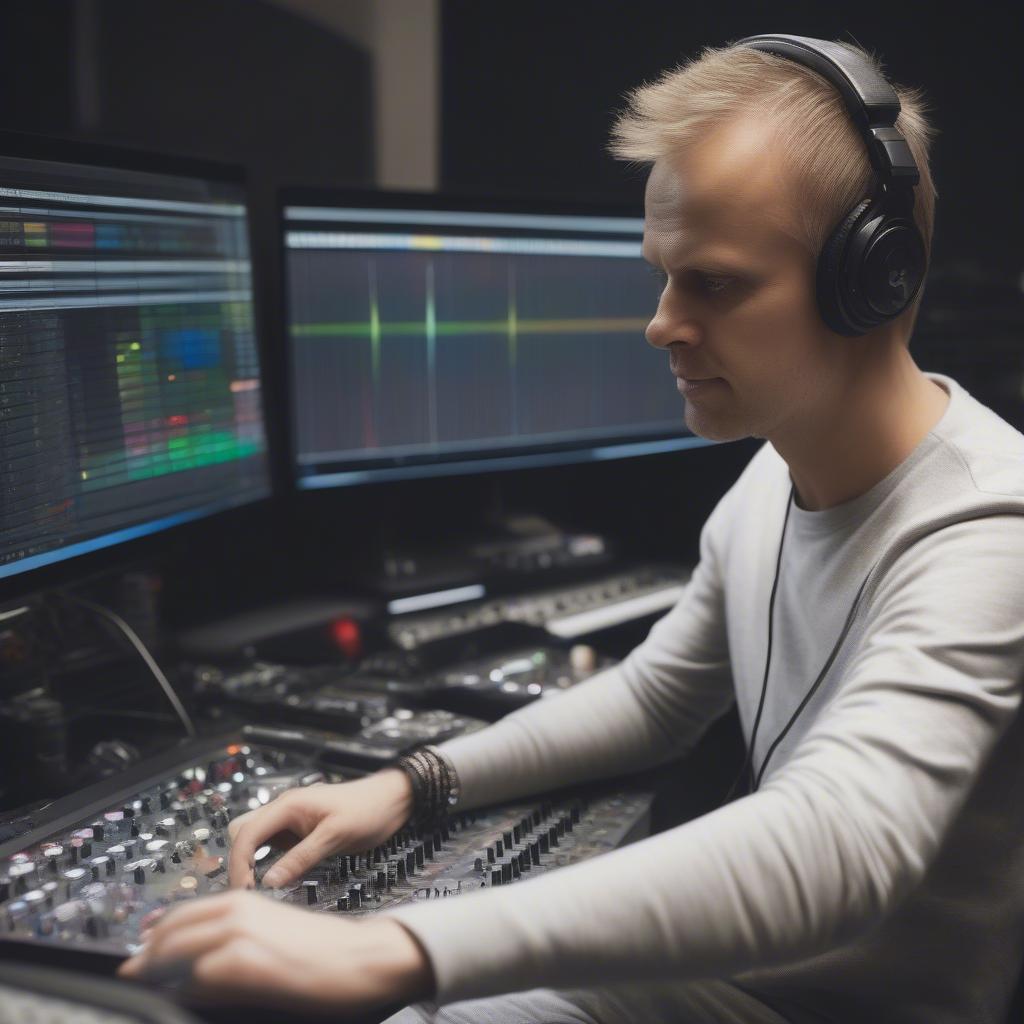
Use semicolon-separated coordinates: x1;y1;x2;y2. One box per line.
260;821;339;888
227;799;304;888
120;917;233;978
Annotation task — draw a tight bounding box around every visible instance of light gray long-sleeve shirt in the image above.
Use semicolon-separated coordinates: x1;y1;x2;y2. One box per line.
387;372;1024;1023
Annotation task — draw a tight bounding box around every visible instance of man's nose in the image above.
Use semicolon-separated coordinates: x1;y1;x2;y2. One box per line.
644;292;699;350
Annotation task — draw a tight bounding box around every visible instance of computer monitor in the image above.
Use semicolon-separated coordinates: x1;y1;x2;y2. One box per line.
0;135;270;586
282;190;710;488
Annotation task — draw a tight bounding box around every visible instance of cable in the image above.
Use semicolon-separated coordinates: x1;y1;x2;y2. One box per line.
724;483;795;803
53;592;197;739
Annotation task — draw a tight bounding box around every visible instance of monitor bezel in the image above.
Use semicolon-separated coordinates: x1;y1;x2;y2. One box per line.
0;130;275;605
278;184;704;491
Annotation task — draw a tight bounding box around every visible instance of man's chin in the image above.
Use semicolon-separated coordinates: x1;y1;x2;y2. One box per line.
683;410;751;444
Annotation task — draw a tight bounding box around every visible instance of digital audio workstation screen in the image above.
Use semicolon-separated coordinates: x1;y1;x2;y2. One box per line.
0;151;269;581
284;202;701;487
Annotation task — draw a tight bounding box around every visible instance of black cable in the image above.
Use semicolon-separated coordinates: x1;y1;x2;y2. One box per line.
724;483;795;802
49;591;197;739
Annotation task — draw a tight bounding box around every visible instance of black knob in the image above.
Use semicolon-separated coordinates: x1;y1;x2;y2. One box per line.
490;868;502;887
348;884;362;909
302;880;319;905
529;840;541;866
503;831;513;849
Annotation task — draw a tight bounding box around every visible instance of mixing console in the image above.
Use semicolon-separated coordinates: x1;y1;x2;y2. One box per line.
0;736;651;969
190;661;488;764
387;564;691;648
354;644;616;717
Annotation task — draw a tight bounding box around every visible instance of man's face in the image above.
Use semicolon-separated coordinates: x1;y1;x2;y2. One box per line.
643;117;840;442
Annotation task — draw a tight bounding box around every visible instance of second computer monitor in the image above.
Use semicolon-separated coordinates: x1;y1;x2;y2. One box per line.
283;192;704;488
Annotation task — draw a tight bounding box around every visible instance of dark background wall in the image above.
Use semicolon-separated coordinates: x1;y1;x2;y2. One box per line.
0;0;1020;629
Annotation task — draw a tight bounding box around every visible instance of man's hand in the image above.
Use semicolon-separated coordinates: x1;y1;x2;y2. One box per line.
227;768;414;889
117;890;433;1011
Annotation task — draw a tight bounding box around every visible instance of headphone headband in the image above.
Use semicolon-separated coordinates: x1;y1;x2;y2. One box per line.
736;34;919;187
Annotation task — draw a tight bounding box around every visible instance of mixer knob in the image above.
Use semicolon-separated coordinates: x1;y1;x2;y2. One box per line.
62;867;88;900
517;849;530;873
512;825;522;844
302;880;319;905
129;858;158;884
89;856;113;880
375;869;387;893
414;843;425;868
103;811;127;835
500;862;513;885
140;797;153;814
570;804;581;825
548;826;559;848
43;846;64;874
23;890;47;915
348;884;362;909
556;817;566;838
84;913;110;939
539;833;550;855
155;817;177;839
490;868;502;887
90;821;106;841
494;838;504;858
405;851;417;876
106;845;129;871
0;877;9;902
336;894;350;912
9;862;38;894
529;840;541;866
503;831;513;850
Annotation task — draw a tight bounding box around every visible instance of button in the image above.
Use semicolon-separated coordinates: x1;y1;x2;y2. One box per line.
302;880;319;905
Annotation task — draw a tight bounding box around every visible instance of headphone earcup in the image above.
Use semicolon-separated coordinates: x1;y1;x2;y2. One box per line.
816;199;873;337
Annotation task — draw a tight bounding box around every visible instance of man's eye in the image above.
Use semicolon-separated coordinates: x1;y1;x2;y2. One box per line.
698;274;732;295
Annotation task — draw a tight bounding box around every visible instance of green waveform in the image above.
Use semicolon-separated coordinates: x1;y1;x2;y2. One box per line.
291;316;648;338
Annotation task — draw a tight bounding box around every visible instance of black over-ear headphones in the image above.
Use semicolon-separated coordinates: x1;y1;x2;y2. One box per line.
735;34;926;337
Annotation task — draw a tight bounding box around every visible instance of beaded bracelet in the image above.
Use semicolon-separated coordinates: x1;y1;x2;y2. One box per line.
394;746;461;829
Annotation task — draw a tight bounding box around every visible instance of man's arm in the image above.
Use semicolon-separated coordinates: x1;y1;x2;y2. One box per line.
435;483;739;810
386;516;1024;1002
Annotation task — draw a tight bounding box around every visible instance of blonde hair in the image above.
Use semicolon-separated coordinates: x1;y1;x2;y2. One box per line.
610;39;939;337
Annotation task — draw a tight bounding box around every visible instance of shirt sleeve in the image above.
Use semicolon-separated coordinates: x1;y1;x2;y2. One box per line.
386;516;1024;1003
432;483;738;810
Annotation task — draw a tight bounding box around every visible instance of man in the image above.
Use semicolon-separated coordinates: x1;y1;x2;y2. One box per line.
120;36;1024;1024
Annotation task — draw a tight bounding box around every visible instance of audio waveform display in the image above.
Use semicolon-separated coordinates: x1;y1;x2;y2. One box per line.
285;204;702;487
0;150;269;581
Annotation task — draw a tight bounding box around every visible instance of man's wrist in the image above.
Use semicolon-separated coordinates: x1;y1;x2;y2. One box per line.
371;766;416;832
356;916;435;1003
